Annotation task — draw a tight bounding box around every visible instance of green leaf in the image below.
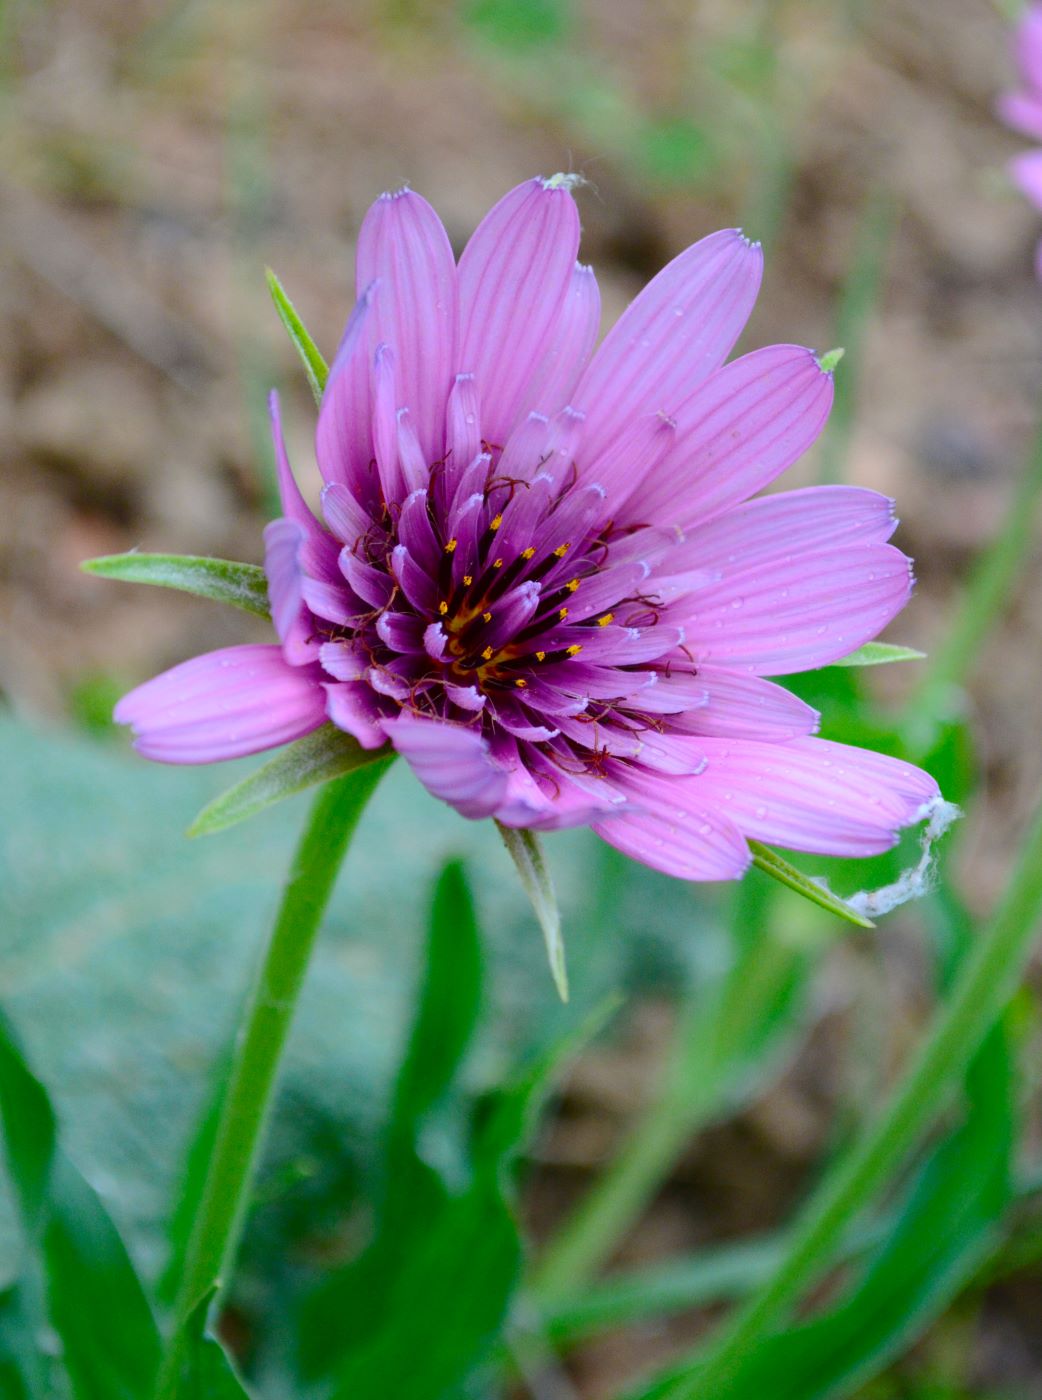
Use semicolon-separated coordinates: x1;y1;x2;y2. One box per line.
0;1004;161;1400
44;1154;162;1400
826;642;926;669
81;554;271;619
496;824;568;1000
748;841;874;929
266;268;328;405
176;1288;254;1398
188;728;393;836
0;1013;55;1235
392;860;483;1135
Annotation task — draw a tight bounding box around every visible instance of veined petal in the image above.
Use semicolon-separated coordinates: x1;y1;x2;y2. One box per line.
672;485;898;577
634;346;834;527
573;229;763;484
674;666;819;739
114;645;327;764
458;177;581;448
324;681;388;749
385;713;510;819
523;261;601;417
593;767;751;881
680;544;914;675
269;392;340;583
263;518;318;665
315;283;378;495
694;736;939;856
356;187;458;463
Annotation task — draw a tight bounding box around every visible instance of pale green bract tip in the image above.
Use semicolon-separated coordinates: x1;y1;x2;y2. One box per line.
818;347;846;373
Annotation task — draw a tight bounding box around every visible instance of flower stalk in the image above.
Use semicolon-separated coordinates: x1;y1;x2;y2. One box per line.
154;759;392;1399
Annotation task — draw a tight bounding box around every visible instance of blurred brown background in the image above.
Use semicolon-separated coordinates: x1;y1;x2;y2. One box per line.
3;2;1042;1391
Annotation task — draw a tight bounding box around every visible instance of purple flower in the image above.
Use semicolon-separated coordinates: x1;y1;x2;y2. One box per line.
999;2;1042;275
116;178;938;881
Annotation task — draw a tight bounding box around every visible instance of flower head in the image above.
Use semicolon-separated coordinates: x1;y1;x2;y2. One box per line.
999;2;1042;275
116;178;938;881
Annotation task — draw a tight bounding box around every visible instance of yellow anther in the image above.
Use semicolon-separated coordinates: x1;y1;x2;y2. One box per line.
491;513;503;530
482;611;492;623
558;607;569;620
481;646;494;661
597;613;614;627
553;542;571;557
565;644;583;657
445;538;458;553
438;601;449;616
535;650;546;662
520;546;535;560
492;557;504;568
515;677;528;688
566;577;581;592
463;574;473;586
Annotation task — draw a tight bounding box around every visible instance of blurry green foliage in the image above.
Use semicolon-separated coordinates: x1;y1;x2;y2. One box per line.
461;0;570;50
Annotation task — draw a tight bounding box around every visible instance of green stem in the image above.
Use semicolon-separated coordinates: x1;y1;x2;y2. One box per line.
154;760;391;1398
903;416;1042;746
660;790;1042;1400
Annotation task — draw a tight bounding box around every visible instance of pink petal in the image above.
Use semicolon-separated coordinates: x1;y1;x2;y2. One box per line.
669;667;819;739
523;261;601;417
355;188;458;464
263;518;318;666
679;543;913;676
1010;149;1042;210
269;392;340;582
574;229;763;483
371;342;404;505
321;482;371;547
1015;6;1042;92
583;411;679;516
315;282;378;495
997;91;1042;141
672;485;898;577
633;347;834;527
494;747;628;831
458;178;581;449
324;681;388;749
114;645;327;764
592;767;751;881
384;713;510;819
694;736;939;857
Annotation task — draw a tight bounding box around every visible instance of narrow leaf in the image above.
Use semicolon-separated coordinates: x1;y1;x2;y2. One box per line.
826;642;926;669
177;1289;254;1398
188;728;393;837
0;1011;55;1234
44;1154;162;1400
748;841;874;929
496;824;568;1000
267;268;329;404
394;860;483;1131
82;553;271;619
